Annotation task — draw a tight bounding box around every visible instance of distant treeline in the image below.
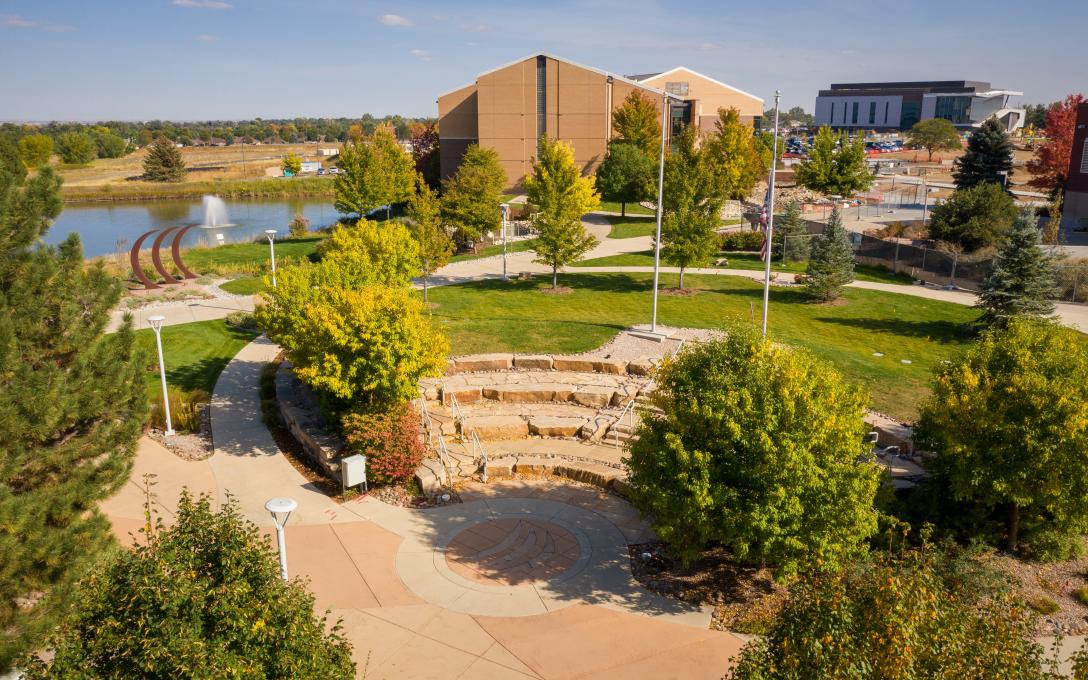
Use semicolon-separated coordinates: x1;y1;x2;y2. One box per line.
0;115;437;149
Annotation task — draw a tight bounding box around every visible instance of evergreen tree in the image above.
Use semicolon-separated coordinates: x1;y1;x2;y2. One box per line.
406;176;453;302
610;90;661;157
440;144;507;251
805;206;855;301
25;492;355;678
953;117;1014;190
525;137;601;288
142;136;186;182
778;200;809;262
594;141;654;217
661;127;723;289
0;145;146;670
928;182;1018;251
977;209;1058;327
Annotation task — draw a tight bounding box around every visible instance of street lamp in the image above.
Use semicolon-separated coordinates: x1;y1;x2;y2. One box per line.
265;229;278;288
265;497;298;581
500;203;510;281
148;315;174;436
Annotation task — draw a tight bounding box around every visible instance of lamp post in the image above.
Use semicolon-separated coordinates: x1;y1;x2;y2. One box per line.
148;315;174;436
500;203;510;281
920;171;930;225
265;229;278;288
265;497;298;581
650;94;671;334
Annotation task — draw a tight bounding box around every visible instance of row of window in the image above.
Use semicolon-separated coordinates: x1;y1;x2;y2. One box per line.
830;100;891;126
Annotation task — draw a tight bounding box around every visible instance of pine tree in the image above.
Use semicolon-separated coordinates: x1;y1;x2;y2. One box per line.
805;206;855;301
406;176;452;302
977;209;1058;327
953;117;1014;190
525;137;601;288
778;200;809;262
142;136;186;182
0;144;147;670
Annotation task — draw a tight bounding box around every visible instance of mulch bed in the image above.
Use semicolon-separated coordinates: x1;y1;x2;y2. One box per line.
628;542;787;634
660;288;701;297
538;286;573;296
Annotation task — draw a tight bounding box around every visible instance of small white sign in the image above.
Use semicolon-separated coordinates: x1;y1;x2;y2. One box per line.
342;454;367;489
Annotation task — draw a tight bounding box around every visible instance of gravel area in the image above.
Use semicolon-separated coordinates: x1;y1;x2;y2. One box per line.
573;326;721;362
984;547;1088;636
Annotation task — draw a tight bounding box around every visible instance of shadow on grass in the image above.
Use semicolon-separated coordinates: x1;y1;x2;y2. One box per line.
814;316;974;343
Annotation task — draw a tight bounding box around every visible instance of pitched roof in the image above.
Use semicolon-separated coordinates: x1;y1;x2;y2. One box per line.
436;53;667;100
632;66;764;104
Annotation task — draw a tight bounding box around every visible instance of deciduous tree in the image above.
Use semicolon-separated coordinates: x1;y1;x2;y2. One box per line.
704;107;764;200
0;148;146;671
915;319;1088;556
525;137;601;288
17;134;52;168
334;123;415;218
409;121;441;190
661;126;723;289
406;177;453;301
795;126;872;196
954;117;1014;190
907;118;962;161
594;141;654;217
623;324;882;574
317;219;421;288
142;136;186;182
24;492;355;678
440;144;506;250
977;209;1057;326
1027;93;1086;194
611;90;661;157
55;131;97;165
805;206;855;301
928;182;1017;251
281;152;302;176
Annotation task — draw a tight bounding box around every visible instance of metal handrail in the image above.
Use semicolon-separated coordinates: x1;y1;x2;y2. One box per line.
418;388;435;449
449;393;466;441
470;429;489;483
607;398;638;448
434;426;454;487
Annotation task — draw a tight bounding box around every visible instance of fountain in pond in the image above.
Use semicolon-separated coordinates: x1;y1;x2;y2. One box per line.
199;195;237;228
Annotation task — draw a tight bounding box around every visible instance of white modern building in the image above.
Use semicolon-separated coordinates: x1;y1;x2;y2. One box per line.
814;80;1024;132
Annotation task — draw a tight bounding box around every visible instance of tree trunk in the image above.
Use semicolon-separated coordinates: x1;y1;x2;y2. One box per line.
678;268;685;290
423;276;429;303
927;148;934;162
386;206;391;221
1006;503;1020;552
552;265;558;289
621;201;626;217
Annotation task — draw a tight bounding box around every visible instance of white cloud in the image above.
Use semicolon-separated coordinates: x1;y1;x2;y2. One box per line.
379;14;413;27
172;0;233;9
409;49;431;61
2;15;38;28
194;34;219;42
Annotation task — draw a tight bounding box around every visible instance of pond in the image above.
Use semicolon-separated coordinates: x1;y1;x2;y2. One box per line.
48;197;340;260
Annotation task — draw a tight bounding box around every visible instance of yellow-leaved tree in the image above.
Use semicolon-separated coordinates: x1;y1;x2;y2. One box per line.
524;137;601;289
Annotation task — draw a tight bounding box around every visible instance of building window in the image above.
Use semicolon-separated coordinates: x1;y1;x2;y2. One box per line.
536;56;546;150
934;95;972;125
843;102;848;124
830;102;835;123
1081;137;1088;174
869;101;876;125
665;82;689;96
884;101;889;124
851;102;859;125
901;101;921;128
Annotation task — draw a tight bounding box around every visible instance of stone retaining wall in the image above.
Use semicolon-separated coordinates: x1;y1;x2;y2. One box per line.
445;353;657;377
274;361;345;477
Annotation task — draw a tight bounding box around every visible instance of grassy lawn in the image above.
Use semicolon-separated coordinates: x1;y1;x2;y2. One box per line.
184;236;322;276
426;272;979;420
450;238;537;263
134;319;257;397
605;215;744;239
599;201;655;216
572;250;913;285
220;276;267;295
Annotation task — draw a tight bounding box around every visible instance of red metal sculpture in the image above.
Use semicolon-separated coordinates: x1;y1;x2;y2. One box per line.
130;229;161;289
151;227;181;284
170;224;200;279
130;225;201;290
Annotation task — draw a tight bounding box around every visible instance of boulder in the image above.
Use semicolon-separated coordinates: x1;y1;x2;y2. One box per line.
626;356;656;377
571;385;616;408
593;359;629;375
494;384;557;403
514;354;554;370
441;387;482;406
528;416;588;437
484;457;515;478
552;356;596;372
454;353;514;373
512;456;553;474
580;416;613;441
465;415;529;440
554;463;623;488
611;477;635;499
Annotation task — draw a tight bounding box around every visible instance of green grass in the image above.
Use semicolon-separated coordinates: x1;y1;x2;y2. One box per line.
134;319;257;397
450;239;538;263
605;215;744;239
426;272;980;420
220;276;267;295
598;200;655;216
184;236;322;276
573;250;914;285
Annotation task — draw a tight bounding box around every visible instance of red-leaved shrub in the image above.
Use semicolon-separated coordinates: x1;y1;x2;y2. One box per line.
341;402;425;485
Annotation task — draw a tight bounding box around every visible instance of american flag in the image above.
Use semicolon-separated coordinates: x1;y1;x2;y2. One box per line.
758;185;772;262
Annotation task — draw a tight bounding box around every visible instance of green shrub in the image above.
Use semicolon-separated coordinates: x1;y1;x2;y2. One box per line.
718;230;764;251
1074;586;1088;606
225;311;259;331
341;402;426;485
1025;595;1059;615
149;386;209;434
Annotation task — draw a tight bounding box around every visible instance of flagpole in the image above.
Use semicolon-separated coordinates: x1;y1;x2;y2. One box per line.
761;91;781;338
650;93;669;334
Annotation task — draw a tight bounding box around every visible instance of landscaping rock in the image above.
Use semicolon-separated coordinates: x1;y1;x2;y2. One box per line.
445;359;457;376
593;359;629;375
441;387;483;406
580;416;614;441
465;415;529;440
484;457;515;478
493;385;557;403
454;353;514;373
554;462;623;488
626;356;656;376
512;456;553;474
611;477;635;499
571;385;616;408
514;354;554;370
528;416;588;437
552;356;596;372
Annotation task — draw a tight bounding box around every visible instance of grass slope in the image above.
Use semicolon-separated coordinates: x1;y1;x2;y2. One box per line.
134;319;257;396
184;236;322;275
599;201;656;216
427;272;978;420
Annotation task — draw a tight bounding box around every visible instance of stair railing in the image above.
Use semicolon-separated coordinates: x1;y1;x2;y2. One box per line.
469;429;489;483
449;393;466;442
608;398;638;448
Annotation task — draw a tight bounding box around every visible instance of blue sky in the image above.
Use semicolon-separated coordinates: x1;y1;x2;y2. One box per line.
1;0;1084;121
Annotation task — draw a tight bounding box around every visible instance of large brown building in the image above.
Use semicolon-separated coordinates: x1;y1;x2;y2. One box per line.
1062;102;1088;236
437;54;763;189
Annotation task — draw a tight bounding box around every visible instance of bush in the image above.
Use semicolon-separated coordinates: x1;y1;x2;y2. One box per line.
718;230;764;251
341;402;426;485
225;311;259;331
1025;595;1059;615
623;323;881;574
929;182;1017;251
1074;586;1088;606
149;386;209;433
288;213;311;238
